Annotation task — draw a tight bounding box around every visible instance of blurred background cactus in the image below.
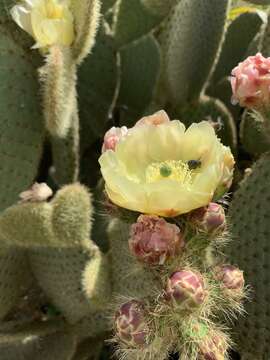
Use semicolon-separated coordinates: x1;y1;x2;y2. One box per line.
0;0;270;358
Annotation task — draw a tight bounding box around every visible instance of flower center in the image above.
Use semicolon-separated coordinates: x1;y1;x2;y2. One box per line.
46;1;64;19
146;160;193;184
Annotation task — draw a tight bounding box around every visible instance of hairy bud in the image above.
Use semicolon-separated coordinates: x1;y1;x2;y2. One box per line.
129;215;184;265
165;270;206;310
199;335;228;360
215;265;244;291
115;300;149;348
102;126;128;152
190;203;226;233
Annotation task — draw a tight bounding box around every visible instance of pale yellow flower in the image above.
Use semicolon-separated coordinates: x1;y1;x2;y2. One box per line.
99;112;235;217
11;0;75;49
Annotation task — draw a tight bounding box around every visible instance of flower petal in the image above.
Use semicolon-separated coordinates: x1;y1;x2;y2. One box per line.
10;4;34;37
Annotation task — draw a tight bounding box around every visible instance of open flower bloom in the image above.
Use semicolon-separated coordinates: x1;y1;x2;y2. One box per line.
11;0;75;49
231;53;270;109
99;112;234;217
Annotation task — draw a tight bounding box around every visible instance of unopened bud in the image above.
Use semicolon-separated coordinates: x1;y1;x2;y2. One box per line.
129;215;184;265
199;335;227;360
215;265;244;291
102;126;128;152
115;300;149;348
165;270;206;310
190;203;226;233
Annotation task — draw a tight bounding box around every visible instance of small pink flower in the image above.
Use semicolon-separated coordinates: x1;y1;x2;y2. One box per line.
129;215;184;265
135;110;170;127
231;53;270;109
164;270;206;310
102;126;128;152
115;300;148;348
19;183;53;203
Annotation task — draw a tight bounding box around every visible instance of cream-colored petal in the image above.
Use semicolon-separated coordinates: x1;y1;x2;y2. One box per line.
147;120;186;162
31;0;74;47
191;164;220;197
146;180;191;216
180;121;219;164
99;151;147;212
10;4;34;36
53;8;74;46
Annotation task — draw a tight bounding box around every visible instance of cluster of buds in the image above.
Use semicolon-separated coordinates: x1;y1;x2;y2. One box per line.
189;203;226;234
129;215;184;265
214;265;245;299
114;300;149;348
164;270;206;310
199;334;228;360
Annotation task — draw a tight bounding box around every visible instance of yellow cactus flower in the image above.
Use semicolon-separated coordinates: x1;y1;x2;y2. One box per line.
99;112;235;217
11;0;75;49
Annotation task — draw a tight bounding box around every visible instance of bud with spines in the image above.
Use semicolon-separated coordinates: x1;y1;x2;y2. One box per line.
164;270;206;310
129;215;184;266
115;300;149;348
189;203;226;234
215;265;244;297
199;334;228;360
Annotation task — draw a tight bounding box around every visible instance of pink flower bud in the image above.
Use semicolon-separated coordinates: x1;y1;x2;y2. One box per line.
215;265;244;291
190;203;226;233
129;215;184;265
165;270;206;309
102;126;128;152
115;300;149;348
231;53;270;110
199;335;227;360
135;110;170;127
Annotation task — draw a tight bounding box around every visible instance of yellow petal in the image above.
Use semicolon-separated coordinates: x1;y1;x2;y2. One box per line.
10;3;34;37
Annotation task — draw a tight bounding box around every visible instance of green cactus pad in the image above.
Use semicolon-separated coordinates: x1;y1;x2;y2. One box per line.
262;14;270;57
29;245;107;324
161;0;230;106
112;0;164;48
244;0;270;4
51;184;92;248
227;153;270;358
0;248;32;320
108;219;160;298
72;338;103;360
71;312;109;340
50;109;80;185
141;0;179;16
210;11;266;88
78;24;118;144
240;110;270;156
0;20;44;211
0;184;92;248
117;34;161;127
71;0;101;64
102;0;117;13
0;324;76;360
39;46;77;138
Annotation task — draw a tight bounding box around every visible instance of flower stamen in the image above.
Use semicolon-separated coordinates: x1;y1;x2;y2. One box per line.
146;160;192;184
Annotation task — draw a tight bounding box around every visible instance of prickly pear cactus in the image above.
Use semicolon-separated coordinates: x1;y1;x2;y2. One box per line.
227;153;270;359
2;0;268;358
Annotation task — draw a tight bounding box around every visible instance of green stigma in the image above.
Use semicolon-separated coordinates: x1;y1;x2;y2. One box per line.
160;164;172;177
